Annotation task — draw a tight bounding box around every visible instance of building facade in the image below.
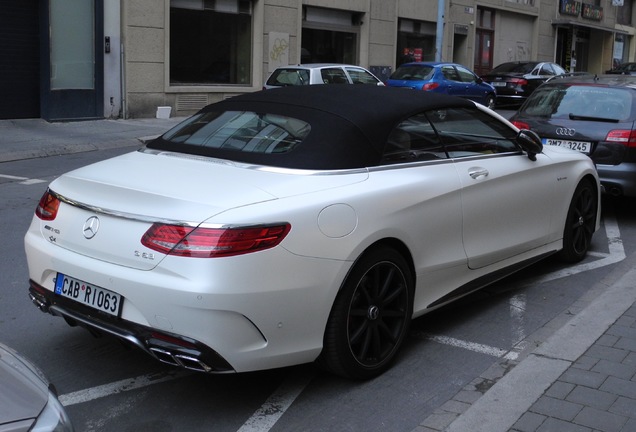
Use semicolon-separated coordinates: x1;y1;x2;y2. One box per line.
1;0;635;121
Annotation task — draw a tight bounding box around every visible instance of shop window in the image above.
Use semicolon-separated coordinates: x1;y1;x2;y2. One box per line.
170;0;252;85
396;19;436;65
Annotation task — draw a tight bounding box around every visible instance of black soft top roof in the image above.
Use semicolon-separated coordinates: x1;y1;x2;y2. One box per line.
149;85;475;170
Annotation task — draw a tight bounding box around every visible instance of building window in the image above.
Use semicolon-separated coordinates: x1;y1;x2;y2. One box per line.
617;1;632;26
170;0;252;86
505;0;535;6
396;19;436;65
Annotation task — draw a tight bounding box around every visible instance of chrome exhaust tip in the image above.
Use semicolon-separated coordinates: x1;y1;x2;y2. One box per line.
29;293;49;313
149;347;212;372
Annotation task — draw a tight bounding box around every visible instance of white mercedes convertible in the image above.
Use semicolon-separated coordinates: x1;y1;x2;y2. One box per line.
25;85;600;379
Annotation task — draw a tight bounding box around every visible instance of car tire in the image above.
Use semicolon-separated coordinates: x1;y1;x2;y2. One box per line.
557;179;597;263
318;246;413;380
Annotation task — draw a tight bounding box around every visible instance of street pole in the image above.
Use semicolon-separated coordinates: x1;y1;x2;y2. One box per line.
436;0;444;61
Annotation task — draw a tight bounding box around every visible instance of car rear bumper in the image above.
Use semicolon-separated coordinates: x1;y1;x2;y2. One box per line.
597;163;636;197
29;280;235;373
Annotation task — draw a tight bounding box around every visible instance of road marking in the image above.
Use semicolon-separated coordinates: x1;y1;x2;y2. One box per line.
0;173;46;184
420;334;509;358
237;368;315;432
59;370;190;406
518;212;624;288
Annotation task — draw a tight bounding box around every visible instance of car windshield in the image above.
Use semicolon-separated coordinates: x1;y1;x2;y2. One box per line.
390;65;434;81
161;111;311;154
491;63;535;74
520;85;633;121
266;69;310;86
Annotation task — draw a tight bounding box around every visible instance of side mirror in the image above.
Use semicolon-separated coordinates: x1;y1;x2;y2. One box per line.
517;129;543;161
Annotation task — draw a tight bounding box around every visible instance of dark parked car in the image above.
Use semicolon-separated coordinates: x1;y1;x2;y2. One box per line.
0;341;74;431
606;62;636;75
509;74;636;197
386;62;496;109
481;61;567;107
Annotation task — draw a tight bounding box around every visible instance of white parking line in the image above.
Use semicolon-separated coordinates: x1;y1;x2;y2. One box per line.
0;173;46;184
237;368;315;432
59;370;190;406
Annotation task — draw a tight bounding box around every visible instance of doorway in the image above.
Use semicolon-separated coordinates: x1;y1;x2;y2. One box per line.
40;0;104;121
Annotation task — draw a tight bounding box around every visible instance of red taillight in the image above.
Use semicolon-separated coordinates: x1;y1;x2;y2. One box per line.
511;120;531;130
422;82;440;91
141;223;291;258
510;78;528;86
606;129;636;147
35;190;60;221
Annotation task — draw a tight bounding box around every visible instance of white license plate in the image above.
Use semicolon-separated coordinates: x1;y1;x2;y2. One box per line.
543;138;591;154
54;273;123;317
491;82;506;87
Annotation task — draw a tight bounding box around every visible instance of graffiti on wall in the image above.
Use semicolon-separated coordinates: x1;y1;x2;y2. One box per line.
268;32;289;72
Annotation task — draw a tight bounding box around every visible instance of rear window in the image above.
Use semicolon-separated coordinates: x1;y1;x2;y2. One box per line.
266;69;310;86
390;65;434;81
520;85;633;121
161;111;311;154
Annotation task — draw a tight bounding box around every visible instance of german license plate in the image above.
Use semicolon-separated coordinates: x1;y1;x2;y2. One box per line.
54;273;123;317
543;138;591;154
491;81;506;87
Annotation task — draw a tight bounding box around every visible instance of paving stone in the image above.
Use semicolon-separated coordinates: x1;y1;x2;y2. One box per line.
511;412;547;432
622;417;636;432
566;385;617;410
545;381;575;399
601;376;636;399
614;315;635;328
560;367;608;389
592;359;636;380
420;412;457;430
573;406;627;432
615;336;636;352
572;355;599;371
437;399;470;415
596;334;620;348
536;417;592;432
531;396;584;421
623;352;636;370
606;324;635;340
452;390;481;404
585;345;628;363
609;396;636;418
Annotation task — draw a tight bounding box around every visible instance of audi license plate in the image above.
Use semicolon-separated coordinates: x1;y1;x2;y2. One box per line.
54;273;123;317
491;82;506;87
542;138;591;154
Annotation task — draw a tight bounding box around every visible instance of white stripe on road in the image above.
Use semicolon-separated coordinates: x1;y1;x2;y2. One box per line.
59;370;190;406
237;368;315;432
418;333;510;358
0;173;46;184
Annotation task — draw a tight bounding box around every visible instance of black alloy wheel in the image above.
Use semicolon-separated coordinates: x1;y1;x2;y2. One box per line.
319;246;413;379
558;179;597;263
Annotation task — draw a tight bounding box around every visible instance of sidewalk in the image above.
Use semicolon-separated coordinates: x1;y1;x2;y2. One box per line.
415;251;636;432
1;115;635;432
0;117;185;163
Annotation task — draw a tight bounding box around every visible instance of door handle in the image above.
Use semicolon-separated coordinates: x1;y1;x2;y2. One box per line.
469;168;489;180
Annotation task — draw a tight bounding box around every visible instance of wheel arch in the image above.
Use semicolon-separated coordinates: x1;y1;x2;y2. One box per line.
339;237;416;295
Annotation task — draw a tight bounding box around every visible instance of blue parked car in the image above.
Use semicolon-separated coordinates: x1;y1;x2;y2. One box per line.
386;62;496;109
